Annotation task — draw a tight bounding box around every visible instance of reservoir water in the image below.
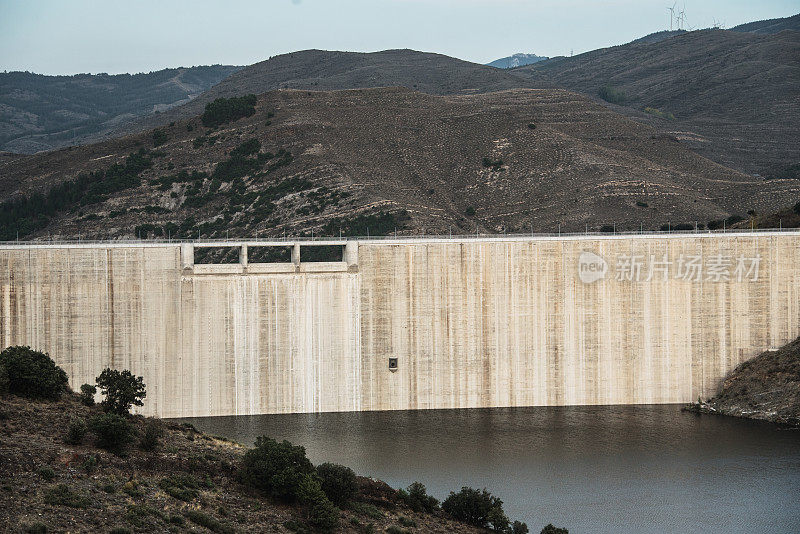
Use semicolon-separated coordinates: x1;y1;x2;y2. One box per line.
175;405;800;533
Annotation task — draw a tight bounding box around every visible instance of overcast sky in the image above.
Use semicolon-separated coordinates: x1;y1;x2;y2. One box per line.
1;0;798;74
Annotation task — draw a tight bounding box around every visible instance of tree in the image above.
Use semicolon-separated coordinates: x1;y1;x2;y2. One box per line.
95;368;146;415
540;524;568;534
315;463;358;506
0;346;68;399
241;436;315;502
442;487;509;532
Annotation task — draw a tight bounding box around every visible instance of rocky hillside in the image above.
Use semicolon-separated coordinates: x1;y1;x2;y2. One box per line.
685;337;800;426
0;66;241;154
1;87;796;241
0;391;493;533
513;26;800;177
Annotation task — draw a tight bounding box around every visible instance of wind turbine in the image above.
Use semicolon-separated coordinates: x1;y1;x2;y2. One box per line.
667;2;676;31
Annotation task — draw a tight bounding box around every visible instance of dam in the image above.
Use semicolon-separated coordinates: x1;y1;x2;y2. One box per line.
1;231;798;418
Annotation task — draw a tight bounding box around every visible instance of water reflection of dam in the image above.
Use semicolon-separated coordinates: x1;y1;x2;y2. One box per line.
1;232;798;417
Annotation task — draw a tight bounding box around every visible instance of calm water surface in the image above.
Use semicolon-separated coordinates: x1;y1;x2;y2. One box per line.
175;406;800;533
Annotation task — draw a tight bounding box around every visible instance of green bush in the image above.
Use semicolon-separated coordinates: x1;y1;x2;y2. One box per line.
95;368;146;415
316;462;358;505
442;487;509;531
79;383;96;406
89;412;134;453
644;107;675;120
598;85;626;104
464;206;476;217
202;94;257;128
398;516;416;527
241;436;315;501
139;419;163;451
0;362;8;395
386;527;409;534
482;157;504;170
159;474;201;501
23;523;48;534
37;466;55;481
0;346;69;400
185;510;235;534
44;483;91;508
540;524;568;534
152;129;169;147
398;481;439;513
65;418;87;445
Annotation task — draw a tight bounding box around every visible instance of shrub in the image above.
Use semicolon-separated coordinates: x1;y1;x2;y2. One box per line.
95;368;146;415
598;85;626;104
23;523;48;534
386;527;409;534
185;510;235;534
636;201;648;208
600;225;615;233
65;418;87;445
464;206;476;217
37;466;55;481
644;107;675;120
0;346;69;399
201;94;257;128
79;383;96;406
540;525;568;534
241;436;315;501
0;362;8;395
44;483;91;508
139;419;163;451
398;481;439;513
442;487;509;531
482;157;504;170
109;529;132;534
316;463;358;505
152;129;169;147
528;123;536;129
398;516;416;527
89;412;134;453
159;474;201;501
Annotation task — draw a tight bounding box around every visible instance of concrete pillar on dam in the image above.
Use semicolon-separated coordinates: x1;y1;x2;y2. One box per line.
2;232;799;418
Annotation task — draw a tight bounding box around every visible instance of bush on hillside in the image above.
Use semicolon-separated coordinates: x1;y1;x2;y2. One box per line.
0;346;69;400
398;481;439;513
139;419;163;451
296;474;340;531
79;383;96;406
65;418;88;445
89;412;134;454
442;487;510;532
241;436;315;501
201;94;257;128
598;85;626;105
540;524;568;534
316;462;358;506
95;368;146;415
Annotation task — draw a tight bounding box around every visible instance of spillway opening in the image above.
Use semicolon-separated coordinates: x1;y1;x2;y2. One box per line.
249;246;293;263
194;246;241;264
300;245;344;262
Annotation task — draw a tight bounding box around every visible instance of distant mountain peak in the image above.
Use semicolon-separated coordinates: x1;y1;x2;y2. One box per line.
487;53;548;69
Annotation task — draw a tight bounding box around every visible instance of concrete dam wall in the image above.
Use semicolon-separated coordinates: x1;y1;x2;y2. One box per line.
1;232;798;417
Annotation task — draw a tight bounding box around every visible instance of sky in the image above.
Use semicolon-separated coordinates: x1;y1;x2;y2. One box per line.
1;0;798;74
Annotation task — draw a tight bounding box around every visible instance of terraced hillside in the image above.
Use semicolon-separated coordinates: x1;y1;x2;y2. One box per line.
1;87;796;241
513;28;800;177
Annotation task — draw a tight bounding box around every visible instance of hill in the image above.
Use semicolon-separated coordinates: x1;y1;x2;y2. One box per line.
1;87;796;242
512;28;800;176
0;390;492;533
730;12;800;34
487;53;548;69
0;65;241;154
685;337;800;426
117;49;538;135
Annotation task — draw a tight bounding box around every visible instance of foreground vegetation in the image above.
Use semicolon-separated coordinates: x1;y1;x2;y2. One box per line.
0;346;567;533
684;337;800;426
